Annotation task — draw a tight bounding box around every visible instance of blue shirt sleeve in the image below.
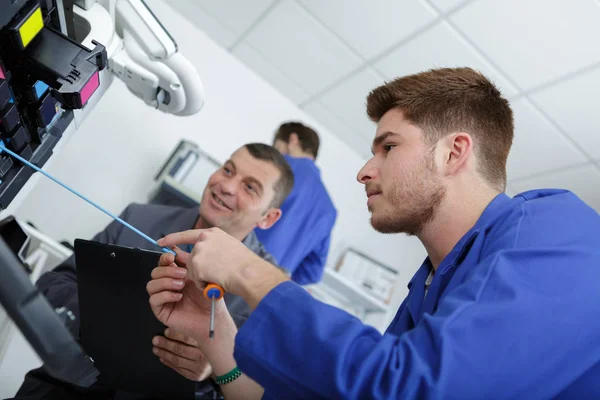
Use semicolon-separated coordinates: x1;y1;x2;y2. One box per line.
234;246;599;399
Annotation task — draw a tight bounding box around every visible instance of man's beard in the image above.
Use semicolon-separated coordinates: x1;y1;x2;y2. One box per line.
370;155;446;236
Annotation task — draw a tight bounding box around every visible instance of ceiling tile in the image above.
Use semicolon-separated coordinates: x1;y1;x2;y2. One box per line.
167;0;238;48
510;164;600;212
374;22;517;97
507;99;587;181
530;67;600;160
233;43;310;104
302;101;371;159
451;0;600;91
191;0;276;35
427;0;471;13
318;68;383;140
241;0;363;97
298;0;437;60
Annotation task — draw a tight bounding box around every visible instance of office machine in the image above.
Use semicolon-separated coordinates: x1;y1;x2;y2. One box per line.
0;0;204;215
0;0;204;389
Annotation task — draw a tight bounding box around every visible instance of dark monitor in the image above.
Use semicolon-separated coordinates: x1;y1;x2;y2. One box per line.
0;233;98;387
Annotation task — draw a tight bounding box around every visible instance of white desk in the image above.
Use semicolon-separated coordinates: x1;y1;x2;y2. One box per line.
308;268;389;321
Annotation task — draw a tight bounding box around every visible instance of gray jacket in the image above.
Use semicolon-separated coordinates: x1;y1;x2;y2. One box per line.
37;202;276;337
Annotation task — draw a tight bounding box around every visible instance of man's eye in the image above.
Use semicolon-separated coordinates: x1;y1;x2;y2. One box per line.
223;167;231;175
246;184;256;193
384;144;395;152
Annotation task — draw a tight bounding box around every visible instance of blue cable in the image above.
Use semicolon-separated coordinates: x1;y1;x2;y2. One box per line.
0;143;175;256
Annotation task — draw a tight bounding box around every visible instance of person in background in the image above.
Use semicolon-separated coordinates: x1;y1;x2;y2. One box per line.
254;122;337;285
13;143;294;400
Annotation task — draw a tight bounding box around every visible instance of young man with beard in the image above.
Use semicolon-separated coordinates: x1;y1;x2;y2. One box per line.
148;68;600;399
13;143;293;400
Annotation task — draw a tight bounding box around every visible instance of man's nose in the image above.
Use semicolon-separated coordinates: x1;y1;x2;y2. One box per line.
219;177;238;195
357;157;377;184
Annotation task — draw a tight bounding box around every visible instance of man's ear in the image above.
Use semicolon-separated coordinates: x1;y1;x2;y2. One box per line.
288;133;303;153
289;133;300;146
257;208;283;230
439;132;473;176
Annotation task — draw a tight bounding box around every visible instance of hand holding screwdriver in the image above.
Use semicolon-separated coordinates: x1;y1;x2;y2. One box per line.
203;283;224;339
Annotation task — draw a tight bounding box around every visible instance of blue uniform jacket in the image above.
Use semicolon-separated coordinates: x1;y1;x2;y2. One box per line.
234;190;600;399
255;155;337;285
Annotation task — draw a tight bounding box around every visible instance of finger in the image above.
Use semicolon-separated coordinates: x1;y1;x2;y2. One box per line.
158;252;175;267
150;265;187;280
152;336;203;361
148;291;182;309
159;357;211;382
172;246;190;267
164;328;199;347
147;277;185;296
192;279;209;293
153;346;203;371
158;229;207;248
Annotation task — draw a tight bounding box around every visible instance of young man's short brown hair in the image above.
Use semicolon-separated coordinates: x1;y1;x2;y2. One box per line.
274;122;320;159
366;67;514;190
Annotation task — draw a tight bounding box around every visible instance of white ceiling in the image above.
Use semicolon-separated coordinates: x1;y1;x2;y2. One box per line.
166;0;600;211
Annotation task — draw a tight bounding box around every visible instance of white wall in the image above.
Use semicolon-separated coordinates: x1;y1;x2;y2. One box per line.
14;0;426;330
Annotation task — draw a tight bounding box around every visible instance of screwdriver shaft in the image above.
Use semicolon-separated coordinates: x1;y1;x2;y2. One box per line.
209;296;215;339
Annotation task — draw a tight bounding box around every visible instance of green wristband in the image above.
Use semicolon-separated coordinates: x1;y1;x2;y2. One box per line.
215;366;243;385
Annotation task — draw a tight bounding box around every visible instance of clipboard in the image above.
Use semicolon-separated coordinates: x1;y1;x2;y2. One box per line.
74;239;197;399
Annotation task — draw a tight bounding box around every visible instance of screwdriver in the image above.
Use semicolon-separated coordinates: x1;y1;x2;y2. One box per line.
203;283;224;339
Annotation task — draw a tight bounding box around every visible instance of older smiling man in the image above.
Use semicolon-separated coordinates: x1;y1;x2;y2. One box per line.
13;143;294;400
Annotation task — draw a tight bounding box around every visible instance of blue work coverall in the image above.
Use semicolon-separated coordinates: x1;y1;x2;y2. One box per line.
234;190;600;399
255;154;336;285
